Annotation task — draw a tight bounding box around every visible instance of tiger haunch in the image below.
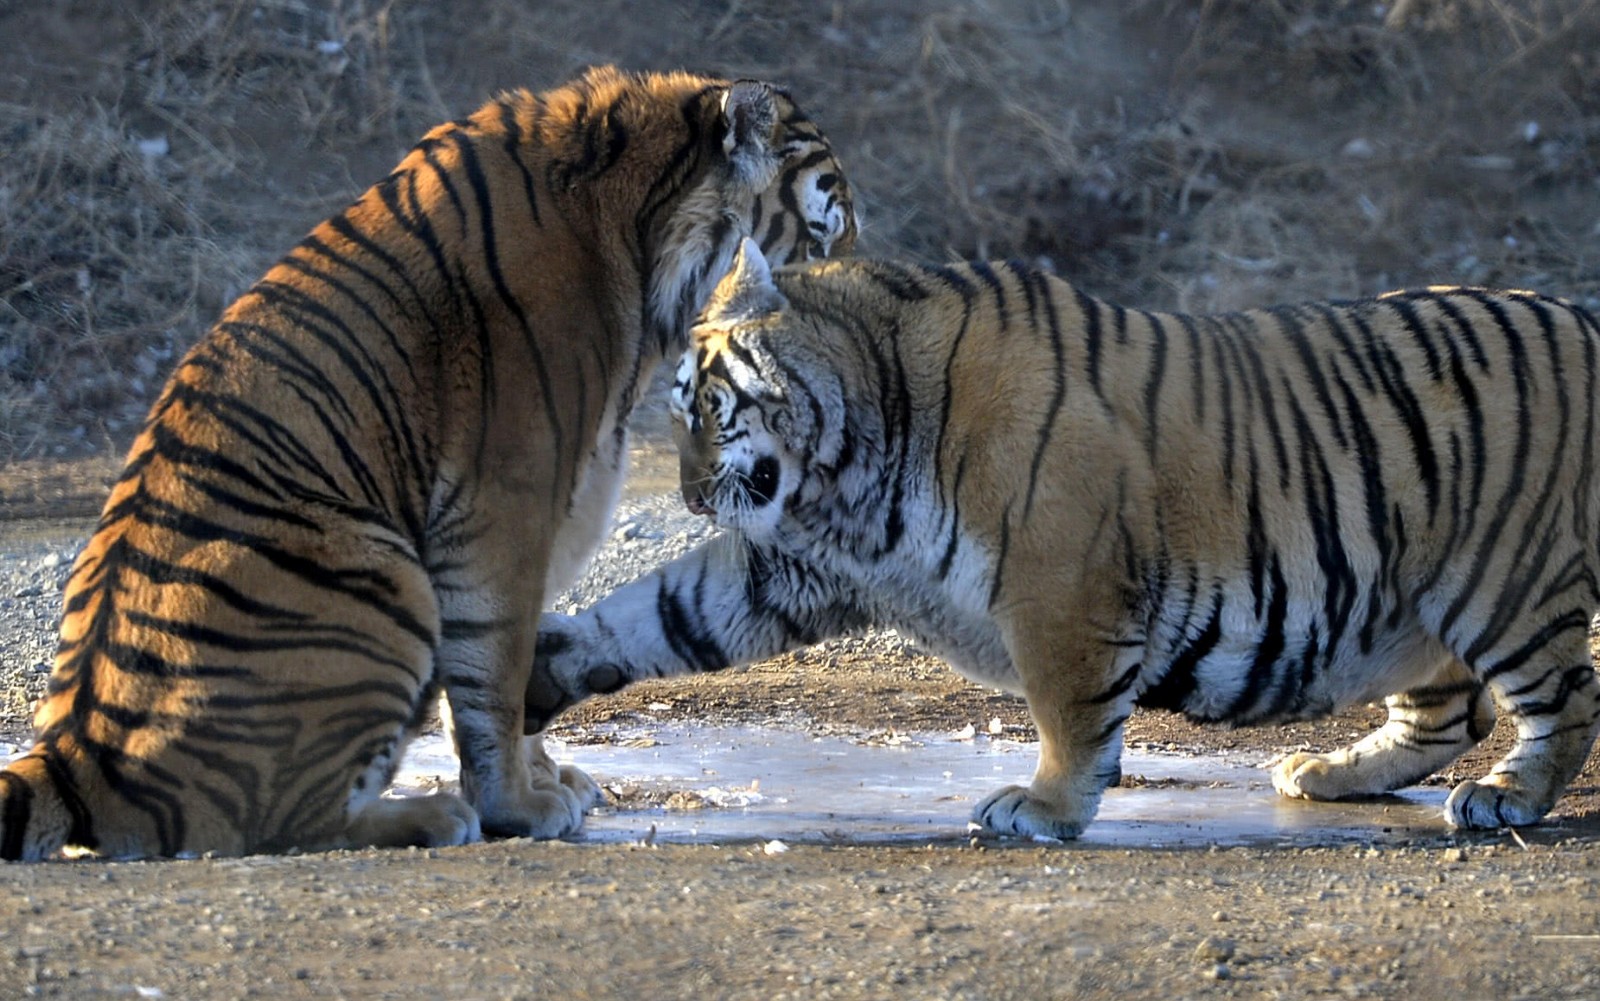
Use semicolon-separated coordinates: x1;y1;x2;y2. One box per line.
532;239;1600;840
0;69;854;860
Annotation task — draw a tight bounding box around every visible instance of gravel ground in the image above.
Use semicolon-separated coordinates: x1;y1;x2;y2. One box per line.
0;534;77;744
3;458;1600;999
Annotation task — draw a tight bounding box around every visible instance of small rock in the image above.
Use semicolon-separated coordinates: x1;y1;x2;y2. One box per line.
1194;935;1236;963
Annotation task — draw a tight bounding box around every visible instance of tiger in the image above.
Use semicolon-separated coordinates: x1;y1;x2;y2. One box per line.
0;68;855;860
526;238;1600;840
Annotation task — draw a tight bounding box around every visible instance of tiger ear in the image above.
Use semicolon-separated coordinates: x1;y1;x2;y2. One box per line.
703;237;786;326
721;80;781;189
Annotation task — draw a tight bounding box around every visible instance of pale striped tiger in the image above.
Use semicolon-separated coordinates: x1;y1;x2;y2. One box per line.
528;239;1600;839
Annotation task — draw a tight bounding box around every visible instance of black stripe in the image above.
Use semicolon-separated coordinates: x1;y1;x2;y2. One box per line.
495;95;543;227
1089;664;1140;705
1139;590;1224;713
937;452;968;581
1231;313;1291;490
0;770;33;861
987;503;1013;610
1140;310;1169;460
929;268;975;506
1439;293;1534;643
451;131;569;504
1285;392;1357;657
657;577;728;670
40;745;95;851
415;133;471;232
1207;317;1238;486
1227;557;1289;720
119;610;422;676
294;234;421;341
1273;305;1348;451
1349;306;1441;521
1383;296;1444;381
1023;269;1066;518
114;495;436;646
860;261;934;304
1176;311;1206;424
969;261;1009;332
1078;286;1106;404
1331;369;1393;654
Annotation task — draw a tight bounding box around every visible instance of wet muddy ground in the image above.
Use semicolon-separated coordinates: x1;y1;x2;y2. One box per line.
2;452;1599;999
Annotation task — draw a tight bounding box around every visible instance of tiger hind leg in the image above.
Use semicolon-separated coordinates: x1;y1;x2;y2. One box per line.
1273;656;1494;802
1445;619;1600;829
337;726;481;851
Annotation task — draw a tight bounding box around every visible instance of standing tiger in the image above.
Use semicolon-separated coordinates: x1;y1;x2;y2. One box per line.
0;69;855;860
528;239;1600;840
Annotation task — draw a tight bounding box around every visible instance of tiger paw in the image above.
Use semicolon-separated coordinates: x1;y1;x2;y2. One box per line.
476;779;592;840
558;762;606;811
1444;779;1550;830
347;792;482;849
1272;751;1356;801
972;784;1091;841
466;739;606;839
526;614;631;733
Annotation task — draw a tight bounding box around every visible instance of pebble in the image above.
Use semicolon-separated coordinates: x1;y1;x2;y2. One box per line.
1194;936;1236;963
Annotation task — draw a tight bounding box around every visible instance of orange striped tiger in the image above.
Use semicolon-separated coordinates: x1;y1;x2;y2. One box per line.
0;69;854;859
528;239;1600;839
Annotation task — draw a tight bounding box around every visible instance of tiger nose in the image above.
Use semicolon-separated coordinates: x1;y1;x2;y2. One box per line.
682;484;715;517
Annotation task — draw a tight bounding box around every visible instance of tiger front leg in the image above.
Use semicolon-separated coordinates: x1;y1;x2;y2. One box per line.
972;602;1139;841
523;610;636;734
430;508;604;838
437;621;600;839
526;536;870;733
437;693;602;835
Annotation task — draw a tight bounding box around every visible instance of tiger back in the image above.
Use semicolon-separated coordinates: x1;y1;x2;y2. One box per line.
529;240;1600;840
0;69;854;860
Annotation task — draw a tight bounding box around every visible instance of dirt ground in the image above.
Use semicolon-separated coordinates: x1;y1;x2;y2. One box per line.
4;447;1600;1001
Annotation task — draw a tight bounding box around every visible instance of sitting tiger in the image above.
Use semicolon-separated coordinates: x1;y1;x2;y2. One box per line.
528;238;1600;840
0;69;854;860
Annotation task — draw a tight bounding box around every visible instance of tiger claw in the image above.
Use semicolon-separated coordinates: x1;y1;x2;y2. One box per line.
972;784;1090;841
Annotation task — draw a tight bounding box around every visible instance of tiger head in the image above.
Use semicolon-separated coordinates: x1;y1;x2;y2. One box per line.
612;69;857;352
670;239;861;544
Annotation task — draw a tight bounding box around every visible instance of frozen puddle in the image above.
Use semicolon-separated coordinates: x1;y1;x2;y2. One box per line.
395;726;1453;849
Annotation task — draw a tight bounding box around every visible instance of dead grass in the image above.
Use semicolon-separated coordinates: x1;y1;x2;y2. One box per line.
2;0;1599;462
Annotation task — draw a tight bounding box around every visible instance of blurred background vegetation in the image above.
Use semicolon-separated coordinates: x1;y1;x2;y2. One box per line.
2;0;1598;465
